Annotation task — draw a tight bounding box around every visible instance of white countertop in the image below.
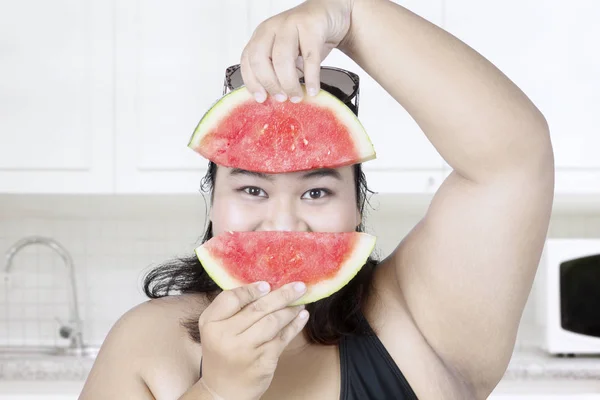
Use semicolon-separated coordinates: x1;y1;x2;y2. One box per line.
504;346;600;380
1;340;599;400
1;344;599;382
0;351;599;399
0;381;84;399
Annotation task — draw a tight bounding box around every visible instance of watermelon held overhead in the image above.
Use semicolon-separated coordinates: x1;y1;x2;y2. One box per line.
194;231;377;305
188;86;376;173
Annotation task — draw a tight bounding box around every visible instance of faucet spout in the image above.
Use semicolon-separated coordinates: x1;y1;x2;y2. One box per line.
4;236;84;352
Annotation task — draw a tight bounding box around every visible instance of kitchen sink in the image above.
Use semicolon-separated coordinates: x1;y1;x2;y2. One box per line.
0;345;100;359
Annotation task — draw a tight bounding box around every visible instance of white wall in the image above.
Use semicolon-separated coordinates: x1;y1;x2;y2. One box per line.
0;194;598;348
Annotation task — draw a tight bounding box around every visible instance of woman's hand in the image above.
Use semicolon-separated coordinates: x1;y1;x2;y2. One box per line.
240;0;355;104
198;281;309;400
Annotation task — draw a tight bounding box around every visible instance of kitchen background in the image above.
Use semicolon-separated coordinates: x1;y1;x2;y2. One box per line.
1;0;600;398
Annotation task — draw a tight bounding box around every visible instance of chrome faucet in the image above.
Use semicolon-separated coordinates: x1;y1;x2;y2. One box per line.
4;236;85;353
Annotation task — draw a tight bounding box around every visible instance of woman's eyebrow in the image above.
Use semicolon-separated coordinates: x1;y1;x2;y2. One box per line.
301;169;343;180
229;167;342;181
229;168;275;181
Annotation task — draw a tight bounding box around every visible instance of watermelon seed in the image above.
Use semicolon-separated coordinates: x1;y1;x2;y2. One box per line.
291;144;295;151
303;139;308;145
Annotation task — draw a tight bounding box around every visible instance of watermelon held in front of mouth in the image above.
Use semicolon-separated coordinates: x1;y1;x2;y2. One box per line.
194;231;377;305
187;86;376;173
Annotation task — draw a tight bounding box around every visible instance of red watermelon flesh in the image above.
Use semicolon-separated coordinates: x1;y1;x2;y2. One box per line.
188;86;375;173
194;231;377;305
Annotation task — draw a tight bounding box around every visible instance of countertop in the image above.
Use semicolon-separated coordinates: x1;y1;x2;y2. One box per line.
1;345;599;382
503;346;600;380
0;354;94;381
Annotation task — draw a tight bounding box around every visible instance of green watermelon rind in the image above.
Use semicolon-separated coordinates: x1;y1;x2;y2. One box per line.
187;86;254;150
187;85;376;169
194;232;377;306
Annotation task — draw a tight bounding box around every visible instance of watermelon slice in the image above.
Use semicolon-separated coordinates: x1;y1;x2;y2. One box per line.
188;86;376;173
194;231;376;305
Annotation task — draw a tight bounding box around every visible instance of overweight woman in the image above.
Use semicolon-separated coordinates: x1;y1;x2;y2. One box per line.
80;0;554;399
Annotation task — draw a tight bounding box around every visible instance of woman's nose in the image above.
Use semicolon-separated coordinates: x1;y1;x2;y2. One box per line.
260;198;308;232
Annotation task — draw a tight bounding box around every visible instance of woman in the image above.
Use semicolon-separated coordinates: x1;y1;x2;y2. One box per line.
80;0;554;399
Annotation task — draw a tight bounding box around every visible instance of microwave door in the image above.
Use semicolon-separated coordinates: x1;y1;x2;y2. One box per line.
560;254;600;338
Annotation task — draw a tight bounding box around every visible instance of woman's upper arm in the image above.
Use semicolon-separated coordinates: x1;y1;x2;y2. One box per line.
390;166;553;395
79;302;158;399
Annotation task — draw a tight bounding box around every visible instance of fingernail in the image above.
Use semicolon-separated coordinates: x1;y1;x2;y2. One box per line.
308;87;318;97
299;310;309;319
294;282;306;293
257;281;270;293
254;91;266;103
275;93;287;102
290;96;302;103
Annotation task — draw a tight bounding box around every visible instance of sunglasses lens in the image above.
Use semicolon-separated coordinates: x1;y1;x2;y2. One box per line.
227;67;244;91
316;69;357;102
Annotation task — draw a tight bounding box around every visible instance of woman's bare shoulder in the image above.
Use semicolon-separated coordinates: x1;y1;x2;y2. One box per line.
117;293;208;356
80;293;208;399
138;292;210;323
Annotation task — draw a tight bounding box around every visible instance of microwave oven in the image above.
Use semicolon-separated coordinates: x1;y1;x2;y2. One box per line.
537;238;600;355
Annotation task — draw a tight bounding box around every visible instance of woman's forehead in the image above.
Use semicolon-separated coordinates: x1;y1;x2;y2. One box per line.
216;165;355;181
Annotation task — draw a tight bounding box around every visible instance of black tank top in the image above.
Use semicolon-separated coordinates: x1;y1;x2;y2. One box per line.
340;312;418;399
199;312;418;399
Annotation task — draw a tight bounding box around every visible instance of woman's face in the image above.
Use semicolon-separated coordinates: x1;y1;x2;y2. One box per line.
210;166;361;235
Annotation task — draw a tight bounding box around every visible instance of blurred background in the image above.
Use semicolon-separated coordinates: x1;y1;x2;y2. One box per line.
1;0;599;398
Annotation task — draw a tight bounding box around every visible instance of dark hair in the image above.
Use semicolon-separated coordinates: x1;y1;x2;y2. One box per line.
143;87;378;345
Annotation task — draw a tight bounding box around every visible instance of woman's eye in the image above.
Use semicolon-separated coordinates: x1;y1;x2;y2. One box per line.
302;188;330;200
242;186;267;197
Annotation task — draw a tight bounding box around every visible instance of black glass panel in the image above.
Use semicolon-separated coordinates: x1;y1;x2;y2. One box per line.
560;254;600;337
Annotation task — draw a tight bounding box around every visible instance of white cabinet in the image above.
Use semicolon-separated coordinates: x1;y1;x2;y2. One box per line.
114;0;252;193
0;0;113;193
2;0;599;196
444;0;600;194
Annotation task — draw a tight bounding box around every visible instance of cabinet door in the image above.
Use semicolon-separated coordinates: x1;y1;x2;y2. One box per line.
0;0;113;193
248;0;447;194
114;0;252;193
444;0;600;194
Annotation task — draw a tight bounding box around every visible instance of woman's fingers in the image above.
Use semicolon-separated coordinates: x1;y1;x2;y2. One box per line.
272;28;304;102
200;282;270;325
242;16;326;103
240;24;281;102
260;309;310;358
241;49;267;103
245;32;286;101
228;281;307;334
242;305;307;346
298;30;322;97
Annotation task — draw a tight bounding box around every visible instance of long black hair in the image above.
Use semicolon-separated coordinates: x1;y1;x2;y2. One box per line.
143;85;379;345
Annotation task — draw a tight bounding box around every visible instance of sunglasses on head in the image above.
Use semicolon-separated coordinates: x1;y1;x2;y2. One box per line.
223;64;360;116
